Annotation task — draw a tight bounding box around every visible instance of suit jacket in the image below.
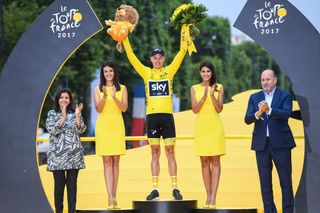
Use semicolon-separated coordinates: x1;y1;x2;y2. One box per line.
244;88;296;151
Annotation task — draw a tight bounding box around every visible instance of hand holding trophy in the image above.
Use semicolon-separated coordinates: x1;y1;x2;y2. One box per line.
105;4;139;52
170;4;207;55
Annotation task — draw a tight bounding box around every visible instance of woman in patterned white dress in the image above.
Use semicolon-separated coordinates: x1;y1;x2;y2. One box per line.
46;89;86;213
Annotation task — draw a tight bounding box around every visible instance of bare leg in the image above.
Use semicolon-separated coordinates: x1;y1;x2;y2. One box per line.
200;156;212;205
150;145;161;176
112;155;120;206
165;145;177;176
102;156;114;206
210;156;221;205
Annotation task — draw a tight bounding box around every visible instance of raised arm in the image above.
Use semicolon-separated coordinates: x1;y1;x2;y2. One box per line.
166;26;189;75
166;48;187;76
123;36;148;78
167;25;192;75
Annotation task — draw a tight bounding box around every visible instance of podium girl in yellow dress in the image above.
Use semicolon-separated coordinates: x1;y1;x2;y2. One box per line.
190;61;226;208
94;61;128;209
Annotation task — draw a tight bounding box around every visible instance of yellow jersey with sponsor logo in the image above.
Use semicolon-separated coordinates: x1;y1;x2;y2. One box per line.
123;37;187;115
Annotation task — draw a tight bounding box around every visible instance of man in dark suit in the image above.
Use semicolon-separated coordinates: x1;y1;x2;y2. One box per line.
245;69;296;213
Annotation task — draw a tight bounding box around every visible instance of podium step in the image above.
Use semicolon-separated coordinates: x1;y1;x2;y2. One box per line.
76;206;257;213
193;208;258;213
133;200;197;213
76;209;135;213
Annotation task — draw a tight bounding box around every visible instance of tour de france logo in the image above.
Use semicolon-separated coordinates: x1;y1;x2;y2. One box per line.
50;5;83;38
253;1;287;35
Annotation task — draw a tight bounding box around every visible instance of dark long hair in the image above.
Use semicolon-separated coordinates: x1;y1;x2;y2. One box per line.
54;89;74;113
99;61;121;92
199;61;217;87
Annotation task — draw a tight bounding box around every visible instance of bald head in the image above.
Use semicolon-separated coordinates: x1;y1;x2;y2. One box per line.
261;69;277;93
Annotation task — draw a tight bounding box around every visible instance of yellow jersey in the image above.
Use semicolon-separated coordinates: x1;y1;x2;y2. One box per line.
123;37;187;115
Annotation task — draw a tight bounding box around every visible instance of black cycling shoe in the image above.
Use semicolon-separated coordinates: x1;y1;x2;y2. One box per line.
172;188;183;200
146;189;159;200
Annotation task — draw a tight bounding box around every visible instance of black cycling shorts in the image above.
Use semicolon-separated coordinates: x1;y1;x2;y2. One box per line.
146;113;176;139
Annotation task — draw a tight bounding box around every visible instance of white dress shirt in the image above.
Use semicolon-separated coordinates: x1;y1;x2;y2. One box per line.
263;87;276;137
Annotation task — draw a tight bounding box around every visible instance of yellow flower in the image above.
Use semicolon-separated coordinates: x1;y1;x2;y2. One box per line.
171;4;192;20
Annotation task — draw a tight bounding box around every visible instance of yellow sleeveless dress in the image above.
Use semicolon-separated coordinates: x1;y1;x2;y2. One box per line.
95;85;125;156
193;84;226;156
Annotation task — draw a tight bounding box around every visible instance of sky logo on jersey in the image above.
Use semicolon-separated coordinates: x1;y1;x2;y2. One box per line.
148;80;170;97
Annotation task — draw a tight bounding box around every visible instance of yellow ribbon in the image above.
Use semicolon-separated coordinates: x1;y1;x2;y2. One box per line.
181;24;197;56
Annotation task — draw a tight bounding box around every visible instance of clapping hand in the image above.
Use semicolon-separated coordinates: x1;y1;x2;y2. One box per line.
75;103;83;116
210;84;216;97
202;86;208;101
258;101;270;113
111;85;116;98
61;105;67;117
102;86;108;96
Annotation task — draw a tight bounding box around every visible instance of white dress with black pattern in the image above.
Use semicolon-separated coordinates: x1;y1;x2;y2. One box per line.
46;110;86;171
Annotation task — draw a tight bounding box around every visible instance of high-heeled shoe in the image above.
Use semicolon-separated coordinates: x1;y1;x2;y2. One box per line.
113;205;121;209
203;204;210;208
107;205;114;210
113;198;121;209
203;197;212;209
107;199;114;210
208;204;216;209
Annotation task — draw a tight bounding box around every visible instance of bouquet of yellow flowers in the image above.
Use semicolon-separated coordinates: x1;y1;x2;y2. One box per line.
170;4;207;37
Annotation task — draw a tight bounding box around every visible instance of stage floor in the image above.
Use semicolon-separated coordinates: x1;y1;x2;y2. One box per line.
38;90;304;211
